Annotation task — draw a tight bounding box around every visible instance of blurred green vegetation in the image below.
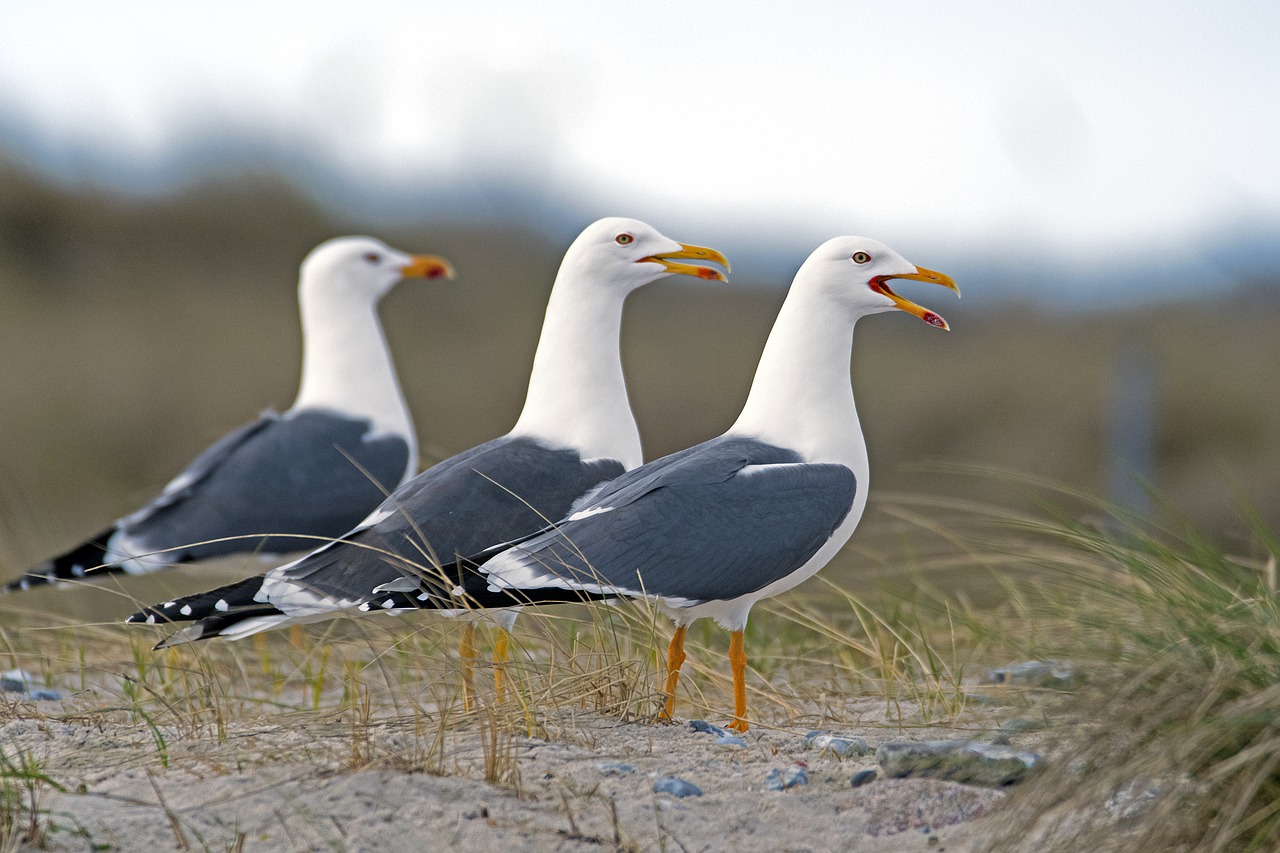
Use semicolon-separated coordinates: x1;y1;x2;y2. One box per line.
0;157;1277;615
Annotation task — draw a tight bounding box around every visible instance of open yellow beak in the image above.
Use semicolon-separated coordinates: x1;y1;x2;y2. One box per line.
870;265;960;330
641;243;731;282
399;255;456;281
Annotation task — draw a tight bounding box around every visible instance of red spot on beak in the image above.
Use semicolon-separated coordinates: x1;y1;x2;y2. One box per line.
923;312;947;328
695;266;720;280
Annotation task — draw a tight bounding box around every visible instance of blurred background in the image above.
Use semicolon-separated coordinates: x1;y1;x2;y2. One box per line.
0;1;1277;610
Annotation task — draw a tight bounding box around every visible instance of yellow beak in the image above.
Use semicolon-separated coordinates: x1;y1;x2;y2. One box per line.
870;265;960;330
399;255;456;280
641;243;731;282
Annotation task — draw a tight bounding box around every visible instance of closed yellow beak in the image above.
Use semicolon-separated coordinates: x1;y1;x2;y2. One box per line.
400;255;456;280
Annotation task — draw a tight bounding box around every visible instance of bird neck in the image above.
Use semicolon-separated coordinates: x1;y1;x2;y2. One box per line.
291;287;416;455
510;275;642;469
730;288;866;467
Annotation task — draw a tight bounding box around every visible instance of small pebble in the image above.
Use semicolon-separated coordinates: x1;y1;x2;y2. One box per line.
1;668;38;693
715;734;747;748
981;660;1080;688
877;740;1041;786
1;670;59;700
764;767;809;791
805;732;870;757
597;762;635;775
688;720;729;737
653;777;702;798
851;769;878;788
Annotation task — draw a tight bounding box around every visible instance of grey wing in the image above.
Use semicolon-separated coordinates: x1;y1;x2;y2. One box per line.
482;451;858;605
120;410;410;561
124;413;280;526
262;436;626;610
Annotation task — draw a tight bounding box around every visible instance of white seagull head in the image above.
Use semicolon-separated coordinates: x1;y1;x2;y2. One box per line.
561;217;730;293
299;236;455;303
799;236;960;329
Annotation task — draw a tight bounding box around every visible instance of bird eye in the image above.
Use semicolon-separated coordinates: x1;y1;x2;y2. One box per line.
363;253;382;264
852;251;872;264
615;234;634;245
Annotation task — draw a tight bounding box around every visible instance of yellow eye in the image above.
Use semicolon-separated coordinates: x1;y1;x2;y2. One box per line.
852;251;871;264
615;233;634;245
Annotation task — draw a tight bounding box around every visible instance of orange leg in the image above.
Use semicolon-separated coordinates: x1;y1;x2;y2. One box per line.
659;625;688;721
726;629;749;733
493;628;511;703
460;620;477;712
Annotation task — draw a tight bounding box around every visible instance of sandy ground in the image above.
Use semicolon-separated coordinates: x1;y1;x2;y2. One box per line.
2;692;1048;853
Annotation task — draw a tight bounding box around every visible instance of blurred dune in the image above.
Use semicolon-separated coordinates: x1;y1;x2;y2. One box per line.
0;156;1277;608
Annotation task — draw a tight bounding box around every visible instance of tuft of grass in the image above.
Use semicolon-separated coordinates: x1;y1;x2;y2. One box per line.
1;744;65;851
883;475;1280;852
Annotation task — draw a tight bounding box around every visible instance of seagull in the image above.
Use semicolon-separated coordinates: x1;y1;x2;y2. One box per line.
4;237;452;593
347;236;957;732
128;219;731;687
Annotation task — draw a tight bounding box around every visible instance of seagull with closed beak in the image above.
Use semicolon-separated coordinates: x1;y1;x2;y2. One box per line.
6;237;452;593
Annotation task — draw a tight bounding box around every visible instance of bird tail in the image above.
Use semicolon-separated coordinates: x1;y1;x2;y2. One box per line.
126;575;267;624
2;528;119;593
126;575;294;649
358;568;601;613
152;608;293;648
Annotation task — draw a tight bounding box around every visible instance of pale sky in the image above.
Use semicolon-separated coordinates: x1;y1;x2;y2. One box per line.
2;0;1278;259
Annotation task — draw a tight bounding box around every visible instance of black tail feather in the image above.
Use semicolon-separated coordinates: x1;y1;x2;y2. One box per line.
359;573;607;613
152;606;288;649
127;575;266;624
2;528;119;593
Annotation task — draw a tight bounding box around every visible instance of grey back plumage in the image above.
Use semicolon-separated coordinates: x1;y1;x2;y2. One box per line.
122;409;411;561
480;436;858;605
268;435;627;606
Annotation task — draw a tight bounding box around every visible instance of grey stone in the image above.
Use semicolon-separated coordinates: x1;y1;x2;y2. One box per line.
877;740;1041;786
1;668;37;693
652;777;702;798
851;769;878;788
688;720;729;737
597;762;635;775
765;767;809;791
805;732;870;757
981;660;1080;688
715;734;747;747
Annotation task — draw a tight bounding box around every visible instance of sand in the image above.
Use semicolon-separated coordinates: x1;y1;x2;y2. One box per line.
2;693;1038;853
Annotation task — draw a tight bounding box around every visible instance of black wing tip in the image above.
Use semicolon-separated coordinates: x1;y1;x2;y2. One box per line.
128;576;267;626
125;608;165;625
4;530;121;594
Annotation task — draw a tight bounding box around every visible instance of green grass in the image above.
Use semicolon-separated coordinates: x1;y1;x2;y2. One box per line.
883;475;1280;851
1;743;65;851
